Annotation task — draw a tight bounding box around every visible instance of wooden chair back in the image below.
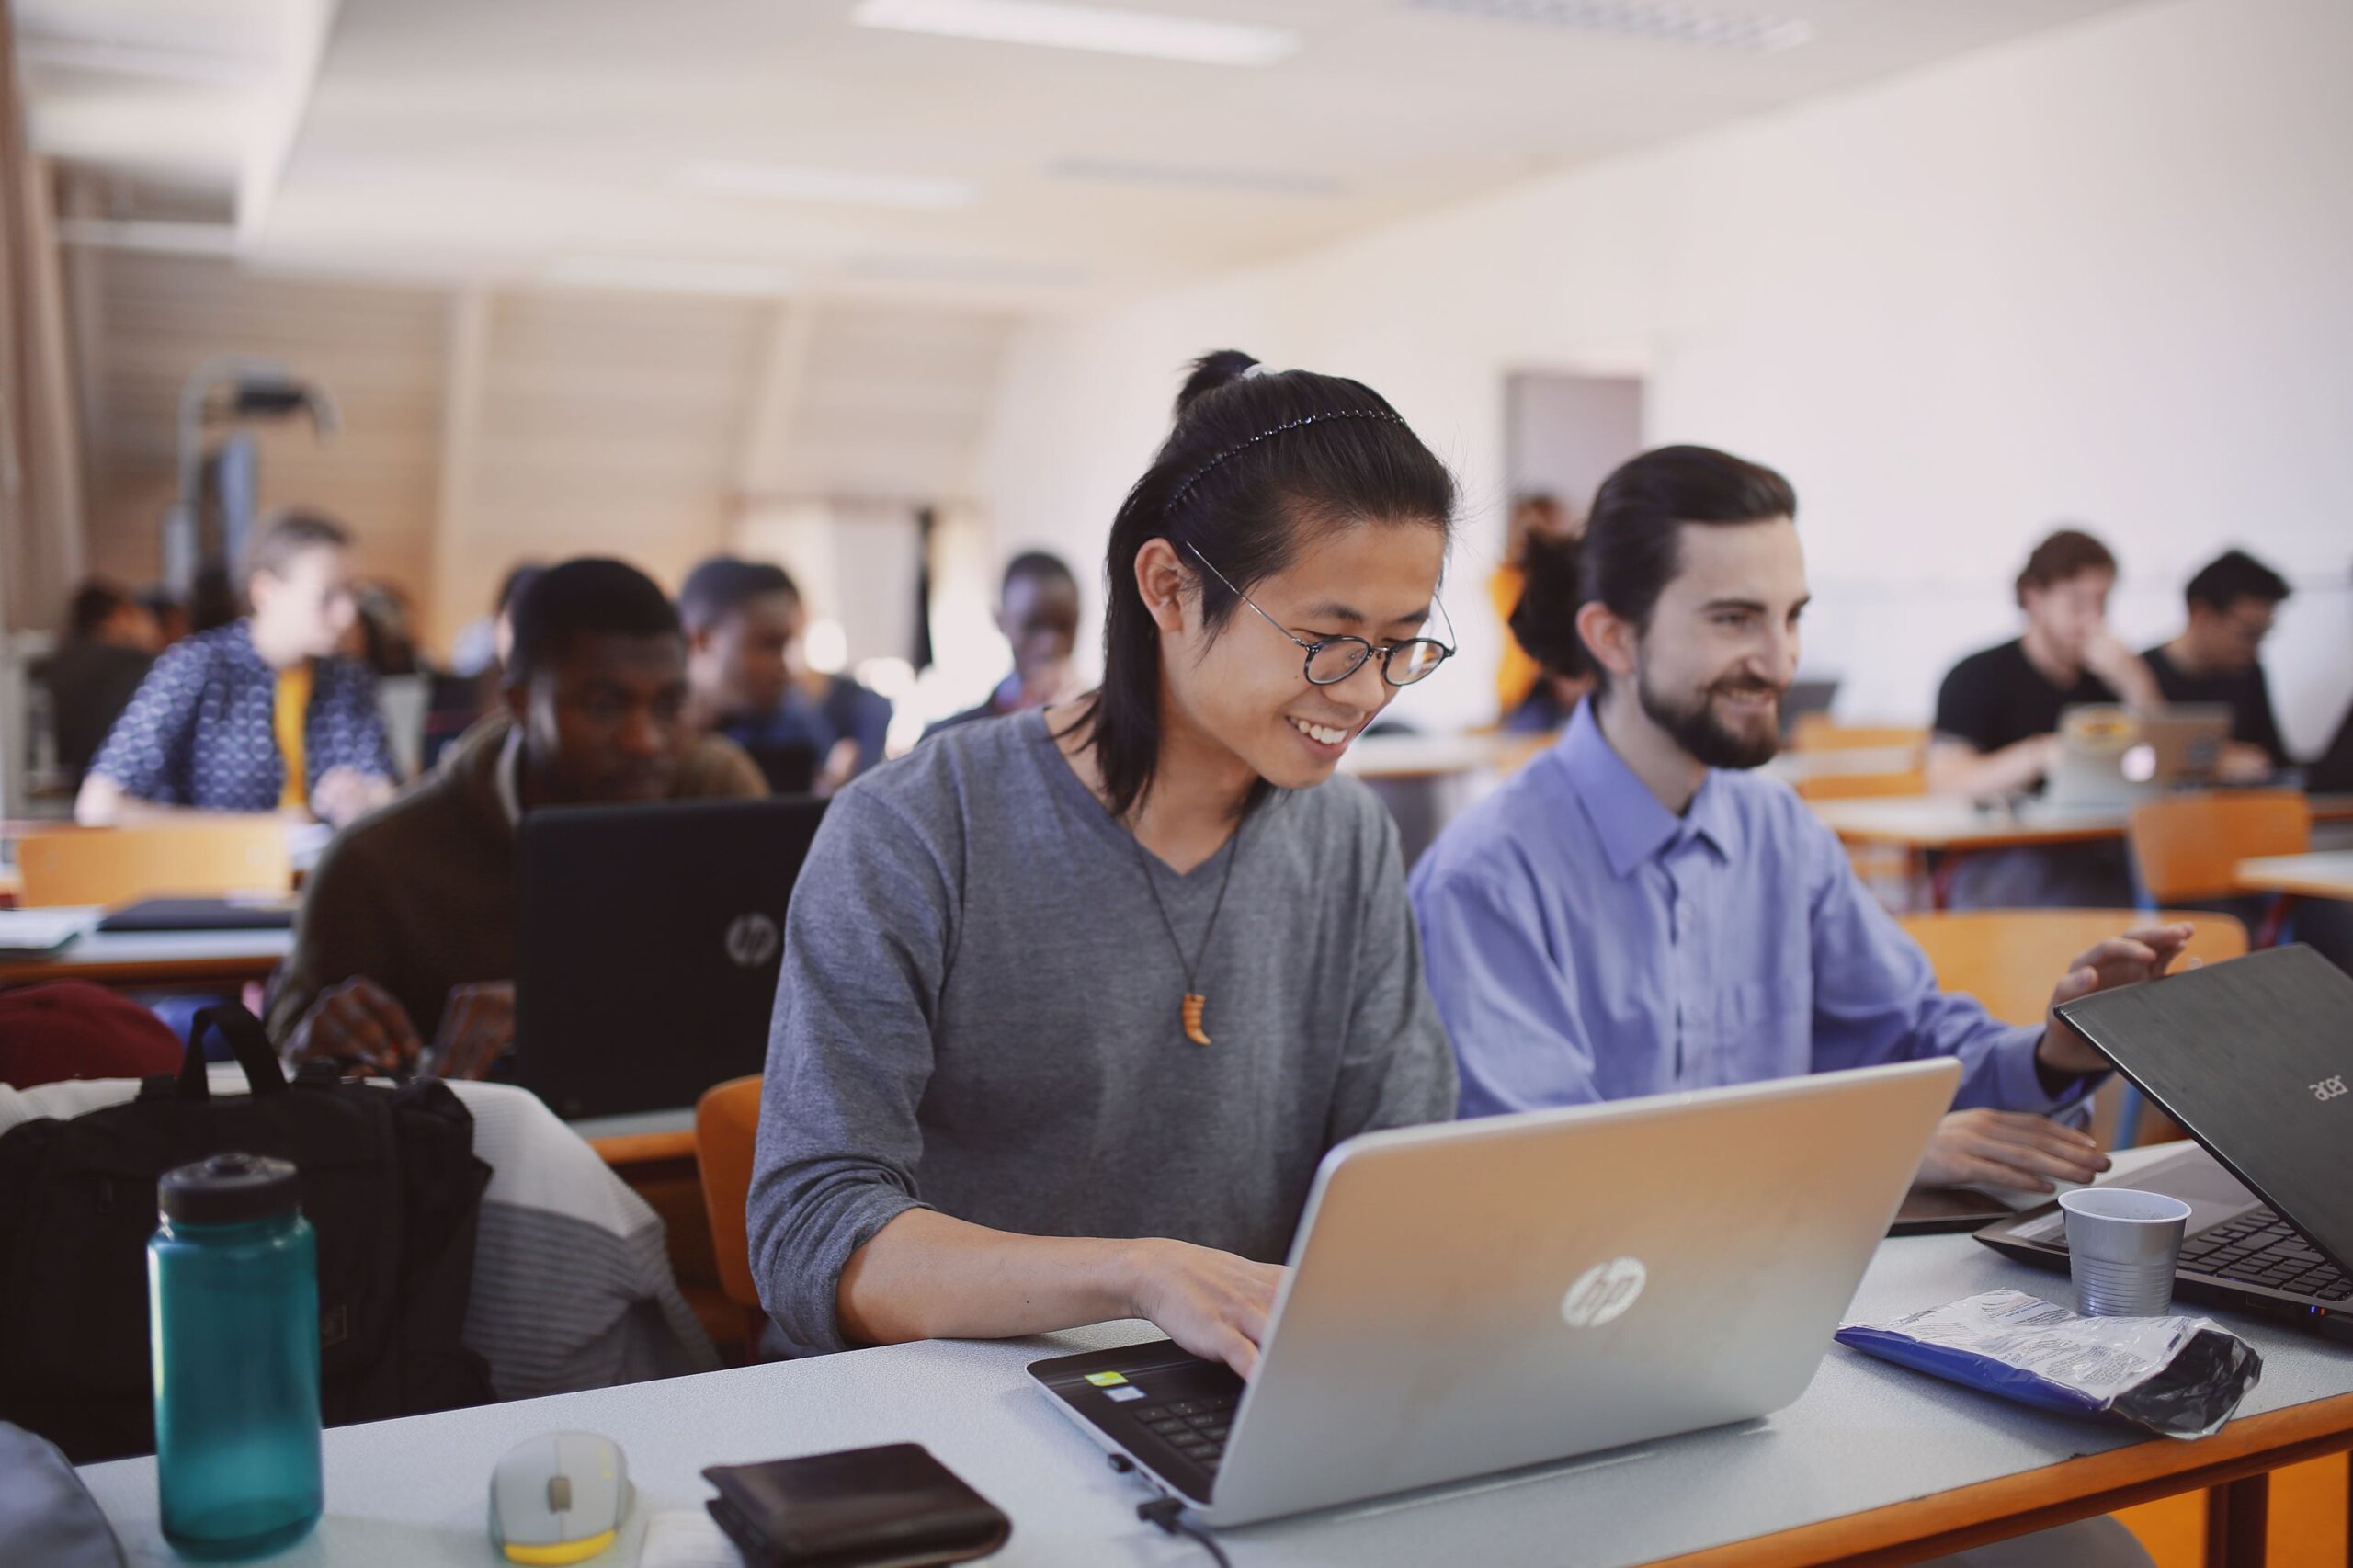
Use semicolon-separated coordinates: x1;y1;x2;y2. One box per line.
1790;718;1929;754
1795;770;1929;801
696;1074;767;1316
14;819;292;908
1897;907;2249;1026
2128;791;2310;904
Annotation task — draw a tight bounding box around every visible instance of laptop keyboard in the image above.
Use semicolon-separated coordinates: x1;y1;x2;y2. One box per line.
1131;1393;1240;1474
2179;1208;2353;1301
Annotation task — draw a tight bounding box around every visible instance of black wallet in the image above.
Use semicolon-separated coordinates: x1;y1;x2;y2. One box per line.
701;1443;1011;1568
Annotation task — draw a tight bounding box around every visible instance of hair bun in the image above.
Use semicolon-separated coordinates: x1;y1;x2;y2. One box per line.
1174;350;1262;417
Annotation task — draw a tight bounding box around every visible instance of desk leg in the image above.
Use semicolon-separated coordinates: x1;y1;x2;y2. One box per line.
2203;1474;2268;1568
1930;850;1962;913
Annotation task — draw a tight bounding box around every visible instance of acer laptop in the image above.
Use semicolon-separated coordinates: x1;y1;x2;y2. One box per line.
1978;944;2353;1343
1030;1058;1959;1528
2039;704;2230;812
513;797;826;1120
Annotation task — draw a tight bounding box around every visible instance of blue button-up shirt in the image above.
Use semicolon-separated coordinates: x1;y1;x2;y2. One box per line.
1410;701;2069;1119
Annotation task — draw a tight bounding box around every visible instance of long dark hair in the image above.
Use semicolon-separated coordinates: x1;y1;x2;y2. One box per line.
1074;350;1456;819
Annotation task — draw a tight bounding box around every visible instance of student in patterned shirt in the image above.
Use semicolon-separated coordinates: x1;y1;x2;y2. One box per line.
77;512;399;828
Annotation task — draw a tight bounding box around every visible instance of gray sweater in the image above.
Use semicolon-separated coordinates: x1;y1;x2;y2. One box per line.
748;710;1457;1356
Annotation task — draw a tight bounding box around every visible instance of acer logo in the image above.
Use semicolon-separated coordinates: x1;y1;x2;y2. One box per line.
2314;1075;2349;1103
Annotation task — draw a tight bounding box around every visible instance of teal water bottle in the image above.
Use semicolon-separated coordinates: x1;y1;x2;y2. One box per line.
149;1153;324;1560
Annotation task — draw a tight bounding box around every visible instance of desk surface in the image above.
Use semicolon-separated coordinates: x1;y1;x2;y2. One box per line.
1339;731;1546;780
79;1151;2353;1568
0;909;291;987
1815;792;2353;851
2236;849;2353;902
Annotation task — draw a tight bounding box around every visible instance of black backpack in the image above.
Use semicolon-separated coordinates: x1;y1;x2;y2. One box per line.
0;1004;495;1462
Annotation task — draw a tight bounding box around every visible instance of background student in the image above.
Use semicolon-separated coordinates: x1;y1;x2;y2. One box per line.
679;555;890;795
2143;548;2291;778
922;550;1084;737
1927;528;2160;798
40;581;159;786
271;557;766;1074
1490;493;1577;730
1411;447;2188;1194
1927;528;2156;907
77;511;398;828
748;352;1458;1377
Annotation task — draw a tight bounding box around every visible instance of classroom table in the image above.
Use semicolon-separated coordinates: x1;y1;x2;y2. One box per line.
77;1148;2353;1568
2235;850;2353;903
1813;794;2353;911
0;911;291;990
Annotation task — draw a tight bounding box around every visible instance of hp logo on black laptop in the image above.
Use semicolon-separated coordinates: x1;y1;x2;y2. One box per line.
2314;1075;2348;1104
724;913;782;970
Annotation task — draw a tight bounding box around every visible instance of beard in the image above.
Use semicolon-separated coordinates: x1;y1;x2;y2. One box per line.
1636;665;1783;770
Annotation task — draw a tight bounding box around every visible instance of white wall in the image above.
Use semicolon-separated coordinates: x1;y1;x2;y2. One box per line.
975;0;2353;754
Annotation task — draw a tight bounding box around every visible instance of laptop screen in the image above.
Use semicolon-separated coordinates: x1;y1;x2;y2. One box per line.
2055;945;2353;1275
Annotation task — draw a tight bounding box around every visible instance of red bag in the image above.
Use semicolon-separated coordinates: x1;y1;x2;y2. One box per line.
0;983;183;1090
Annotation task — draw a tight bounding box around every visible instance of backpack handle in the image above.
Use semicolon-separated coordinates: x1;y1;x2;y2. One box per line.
180;1003;290;1101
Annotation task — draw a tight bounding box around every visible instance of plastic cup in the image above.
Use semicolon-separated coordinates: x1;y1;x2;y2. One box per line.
2059;1187;2191;1317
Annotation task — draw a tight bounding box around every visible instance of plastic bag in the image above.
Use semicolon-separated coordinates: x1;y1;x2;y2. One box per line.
1836;1289;2261;1438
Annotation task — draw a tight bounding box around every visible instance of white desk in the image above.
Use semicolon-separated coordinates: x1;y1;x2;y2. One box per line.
2236;850;2353;903
79;1151;2353;1567
0;909;291;989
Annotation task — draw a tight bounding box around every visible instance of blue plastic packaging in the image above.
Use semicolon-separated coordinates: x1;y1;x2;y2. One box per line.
1837;1290;2261;1439
149;1153;324;1559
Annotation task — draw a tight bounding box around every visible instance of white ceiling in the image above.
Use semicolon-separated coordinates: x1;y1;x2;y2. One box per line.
21;0;2154;312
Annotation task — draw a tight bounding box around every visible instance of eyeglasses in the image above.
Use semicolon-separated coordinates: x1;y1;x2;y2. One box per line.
1188;544;1456;687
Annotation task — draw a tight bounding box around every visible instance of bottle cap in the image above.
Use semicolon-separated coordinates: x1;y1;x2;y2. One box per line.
158;1153;300;1225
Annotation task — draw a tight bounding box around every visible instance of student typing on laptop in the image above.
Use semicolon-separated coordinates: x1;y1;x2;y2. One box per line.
2142;548;2292;781
269;558;765;1076
1410;448;2191;1195
747;353;1458;1377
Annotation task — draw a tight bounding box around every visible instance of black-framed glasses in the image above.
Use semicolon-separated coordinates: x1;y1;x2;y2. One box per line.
1188;544;1456;687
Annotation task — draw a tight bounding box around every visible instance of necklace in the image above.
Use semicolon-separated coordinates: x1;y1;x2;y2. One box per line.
1131;819;1245;1046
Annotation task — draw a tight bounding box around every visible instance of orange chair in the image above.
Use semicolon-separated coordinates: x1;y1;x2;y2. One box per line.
1793;769;1929;801
1789;717;1929;755
695;1074;769;1353
14;819;292;909
2127;790;2310;906
1898;908;2248;1148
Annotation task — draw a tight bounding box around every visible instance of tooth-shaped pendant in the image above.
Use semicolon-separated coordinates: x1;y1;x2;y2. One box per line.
1182;993;1211;1046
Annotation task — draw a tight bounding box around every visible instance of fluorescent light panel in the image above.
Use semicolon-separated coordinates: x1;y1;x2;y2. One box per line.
1407;0;1813;54
1048;156;1343;198
543;256;794;297
677;161;981;210
852;0;1299;66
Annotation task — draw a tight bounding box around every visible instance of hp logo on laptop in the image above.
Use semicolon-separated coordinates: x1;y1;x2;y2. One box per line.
724;913;782;970
2314;1075;2348;1104
1561;1256;1647;1329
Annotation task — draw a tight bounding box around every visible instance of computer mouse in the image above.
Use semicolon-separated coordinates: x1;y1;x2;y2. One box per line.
489;1430;634;1564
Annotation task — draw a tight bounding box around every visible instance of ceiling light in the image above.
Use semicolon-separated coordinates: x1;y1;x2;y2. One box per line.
852;0;1299;66
676;161;981;210
1048;157;1343;198
850;253;1087;287
1407;0;1813;54
542;257;794;297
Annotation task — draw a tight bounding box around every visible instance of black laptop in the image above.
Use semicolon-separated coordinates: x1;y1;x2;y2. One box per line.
513;796;827;1120
1977;944;2353;1342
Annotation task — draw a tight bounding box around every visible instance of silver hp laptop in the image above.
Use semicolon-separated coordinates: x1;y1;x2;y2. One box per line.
1979;945;2353;1343
1030;1058;1960;1528
2040;703;2230;812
